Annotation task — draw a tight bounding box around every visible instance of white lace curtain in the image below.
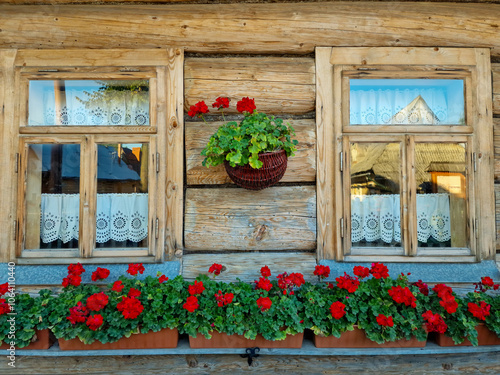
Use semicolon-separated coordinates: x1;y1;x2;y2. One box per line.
30;88;149;126
350;88;460;125
40;193;148;244
351;193;451;244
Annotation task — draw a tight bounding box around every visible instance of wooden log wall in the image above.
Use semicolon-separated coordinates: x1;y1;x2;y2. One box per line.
493;63;500;251
183;57;317;258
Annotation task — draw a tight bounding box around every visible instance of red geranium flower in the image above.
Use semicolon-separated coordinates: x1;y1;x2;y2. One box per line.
413;280;429;296
439;294;458;314
329;301;346;319
208;263;224;276
188;280;205;296
214;290;234;307
188;101;210;118
353;266;370;279
116;296;144;319
370;263;389;279
91;267;110;282
212;97;230;110
127;288;141;298
468;301;491;321
236;97;256;114
388;286;417;308
376;314;394;327
112;280;124;292
260;265;271;278
336;272;360;293
481;276;494;287
0;299;11;315
183;296;199;312
86;292;109;312
0;282;10;296
67;263;85;276
62;274;81;288
67;301;89;324
314;265;331;279
127;263;145;276
256;296;272;312
422;310;447;333
432;284;453;299
255;277;273;292
86;314;104;331
158;275;169;283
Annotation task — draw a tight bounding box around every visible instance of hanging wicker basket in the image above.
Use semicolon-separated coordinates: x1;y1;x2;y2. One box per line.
224;150;288;190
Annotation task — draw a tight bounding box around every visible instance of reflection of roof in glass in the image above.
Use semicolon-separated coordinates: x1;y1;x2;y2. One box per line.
42;144;140;180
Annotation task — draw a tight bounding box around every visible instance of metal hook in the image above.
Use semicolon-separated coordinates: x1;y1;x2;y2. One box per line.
240;347;260;366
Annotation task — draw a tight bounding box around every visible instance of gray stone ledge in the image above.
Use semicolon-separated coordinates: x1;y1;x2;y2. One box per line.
0;261;181;285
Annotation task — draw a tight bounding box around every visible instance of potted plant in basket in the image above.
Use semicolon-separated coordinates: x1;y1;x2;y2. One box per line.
180;264;305;348
47;263;183;350
189;97;298;190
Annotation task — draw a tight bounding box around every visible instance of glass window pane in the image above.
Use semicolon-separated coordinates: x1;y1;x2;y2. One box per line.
415;143;467;248
349;79;465;125
28;80;150;126
26;144;80;250
350;142;402;248
96;143;148;249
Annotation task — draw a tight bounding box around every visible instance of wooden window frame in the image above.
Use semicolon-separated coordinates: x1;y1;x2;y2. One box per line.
10;49;184;264
316;47;495;263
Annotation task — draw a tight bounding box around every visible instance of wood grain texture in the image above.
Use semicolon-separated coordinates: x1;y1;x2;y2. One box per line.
184;186;316;251
493;63;500;115
185;119;316;185
185;57;315;115
182;252;317;282
1;3;500;57
494;118;500;181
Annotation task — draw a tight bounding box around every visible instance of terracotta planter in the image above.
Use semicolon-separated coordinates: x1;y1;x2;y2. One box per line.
435;324;500;346
314;327;427;348
224;150;288;190
58;328;178;350
189;331;303;349
0;329;53;350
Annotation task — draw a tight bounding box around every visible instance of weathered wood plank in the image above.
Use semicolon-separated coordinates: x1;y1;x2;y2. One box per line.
185;57;315;115
315;48;336;261
184;186;316;251
495;183;500;250
185;119;316;185
494;118;500;181
7;351;500;375
1;4;500;57
493;64;500;116
182;252;317;282
165;48;185;260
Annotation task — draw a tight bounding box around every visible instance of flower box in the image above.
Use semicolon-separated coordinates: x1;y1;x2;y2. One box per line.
189;331;304;349
0;329;53;350
58;328;178;350
313;327;427;348
435;324;500;346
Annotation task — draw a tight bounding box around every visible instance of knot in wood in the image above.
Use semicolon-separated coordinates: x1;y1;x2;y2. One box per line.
255;224;267;241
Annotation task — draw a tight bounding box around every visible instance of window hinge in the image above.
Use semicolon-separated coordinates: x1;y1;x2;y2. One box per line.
339;152;343;172
14;153;19;173
473;153;477;172
155;218;159;239
340;217;344;238
156;152;160;173
475;219;479;239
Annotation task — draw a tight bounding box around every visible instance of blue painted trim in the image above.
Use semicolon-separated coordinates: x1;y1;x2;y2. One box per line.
0;261;181;285
15;338;500;357
318;260;500;283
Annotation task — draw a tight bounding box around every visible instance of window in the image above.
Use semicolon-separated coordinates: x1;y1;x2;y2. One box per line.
14;49;184;263
316;47;494;262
